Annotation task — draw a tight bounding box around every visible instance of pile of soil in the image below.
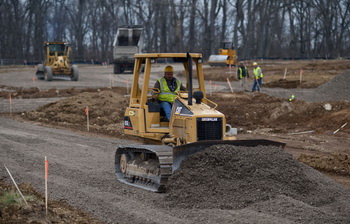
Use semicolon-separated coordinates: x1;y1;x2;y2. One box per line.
23;88;128;136
212;92;350;134
264;79;317;88
315;70;350;102
0;181;103;223
161;144;350;223
299;153;350;176
0;85;104;99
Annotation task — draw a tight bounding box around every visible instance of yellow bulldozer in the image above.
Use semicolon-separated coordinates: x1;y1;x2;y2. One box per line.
36;41;79;81
208;41;237;67
115;53;284;192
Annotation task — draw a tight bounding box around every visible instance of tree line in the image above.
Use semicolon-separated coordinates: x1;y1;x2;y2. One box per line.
1;0;350;63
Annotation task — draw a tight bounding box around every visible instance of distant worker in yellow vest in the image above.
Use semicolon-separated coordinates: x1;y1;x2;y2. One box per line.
154;65;186;121
252;62;263;92
237;61;249;91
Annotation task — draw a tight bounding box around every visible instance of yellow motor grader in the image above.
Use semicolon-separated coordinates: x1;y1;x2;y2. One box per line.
36;41;79;81
115;53;284;192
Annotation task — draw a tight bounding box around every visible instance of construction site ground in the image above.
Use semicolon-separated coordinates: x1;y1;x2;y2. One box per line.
1;60;350;223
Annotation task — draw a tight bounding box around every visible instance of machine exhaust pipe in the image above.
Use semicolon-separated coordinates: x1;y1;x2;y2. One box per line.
187;52;193;106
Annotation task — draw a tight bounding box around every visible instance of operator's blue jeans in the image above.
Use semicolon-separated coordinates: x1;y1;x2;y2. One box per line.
252;78;262;92
160;101;172;121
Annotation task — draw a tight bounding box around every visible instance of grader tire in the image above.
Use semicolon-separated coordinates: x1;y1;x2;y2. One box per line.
36;64;45;80
71;65;79;81
44;66;53;81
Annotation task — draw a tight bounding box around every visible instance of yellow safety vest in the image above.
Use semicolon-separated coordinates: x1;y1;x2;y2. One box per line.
253;66;263;79
158;77;181;103
238;66;248;79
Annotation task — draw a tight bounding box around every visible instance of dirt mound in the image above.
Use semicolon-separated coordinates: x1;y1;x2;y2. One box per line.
299;153;350;176
161;145;350;223
264;79;317;88
24;88;128;136
0;85;105;99
315;70;350;102
211;92;350;134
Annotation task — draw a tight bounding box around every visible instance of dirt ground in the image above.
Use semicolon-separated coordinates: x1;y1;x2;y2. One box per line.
1;61;350;223
0;181;103;223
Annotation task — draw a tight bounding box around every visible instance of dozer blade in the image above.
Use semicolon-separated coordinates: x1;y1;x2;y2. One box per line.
172;139;285;171
115;144;172;193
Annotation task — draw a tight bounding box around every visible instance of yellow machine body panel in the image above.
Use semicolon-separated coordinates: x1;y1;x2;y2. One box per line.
44;41;72;74
122;53;236;145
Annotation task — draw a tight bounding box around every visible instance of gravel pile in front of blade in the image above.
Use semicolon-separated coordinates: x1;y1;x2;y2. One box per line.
160;144;350;223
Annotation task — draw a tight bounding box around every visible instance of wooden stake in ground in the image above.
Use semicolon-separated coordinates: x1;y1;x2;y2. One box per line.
109;74;114;87
9;94;12;116
85;106;89;131
126;79;129;94
4;165;28;206
226;78;233;93
300;69;303;83
333;122;348;135
283;68;288;79
44;156;48;215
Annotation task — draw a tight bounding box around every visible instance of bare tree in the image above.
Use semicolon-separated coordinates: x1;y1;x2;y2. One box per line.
66;0;90;59
2;0;350;62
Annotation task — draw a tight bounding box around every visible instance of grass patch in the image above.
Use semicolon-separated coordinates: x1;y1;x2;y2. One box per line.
0;191;23;208
0;189;36;208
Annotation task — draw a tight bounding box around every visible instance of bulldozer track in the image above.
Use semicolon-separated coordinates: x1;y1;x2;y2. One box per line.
115;145;173;192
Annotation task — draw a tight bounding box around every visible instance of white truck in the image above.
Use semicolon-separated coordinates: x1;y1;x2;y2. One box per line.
113;25;144;74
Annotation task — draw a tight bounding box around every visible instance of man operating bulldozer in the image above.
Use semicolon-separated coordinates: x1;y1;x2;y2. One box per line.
154;65;186;121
